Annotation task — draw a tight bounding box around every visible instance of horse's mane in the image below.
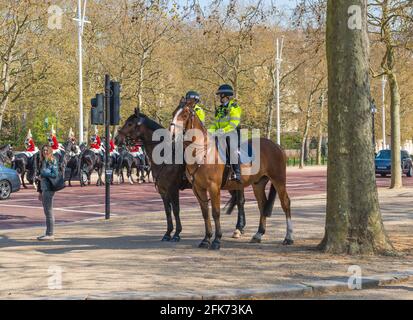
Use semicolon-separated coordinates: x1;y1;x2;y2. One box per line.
138;113;164;131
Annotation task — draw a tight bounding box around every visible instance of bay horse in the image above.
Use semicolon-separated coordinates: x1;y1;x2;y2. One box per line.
171;100;293;250
116;108;247;242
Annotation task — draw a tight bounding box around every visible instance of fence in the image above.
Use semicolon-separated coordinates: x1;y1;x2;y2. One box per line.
287;156;328;167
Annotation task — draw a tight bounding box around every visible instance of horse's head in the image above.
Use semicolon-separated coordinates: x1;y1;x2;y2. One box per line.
170;99;199;138
117;107;150;146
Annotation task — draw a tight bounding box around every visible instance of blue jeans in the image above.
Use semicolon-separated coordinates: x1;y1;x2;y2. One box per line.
41;189;55;236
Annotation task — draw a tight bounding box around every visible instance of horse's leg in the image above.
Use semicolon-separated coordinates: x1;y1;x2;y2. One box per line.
250;181;268;243
128;164;134;185
272;179;293;245
209;186;222;250
232;190;246;239
22;171;27;189
161;195;173;241
96;167;103;186
195;186;212;249
170;191;182;242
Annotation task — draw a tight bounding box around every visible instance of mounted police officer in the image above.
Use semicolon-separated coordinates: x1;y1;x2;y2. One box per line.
208;84;242;183
185;90;205;123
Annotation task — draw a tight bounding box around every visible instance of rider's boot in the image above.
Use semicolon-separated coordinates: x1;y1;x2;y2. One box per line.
231;163;242;183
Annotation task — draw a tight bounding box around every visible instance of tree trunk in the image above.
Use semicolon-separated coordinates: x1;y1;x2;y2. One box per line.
319;0;393;255
299;95;313;169
388;70;402;188
317;93;325;165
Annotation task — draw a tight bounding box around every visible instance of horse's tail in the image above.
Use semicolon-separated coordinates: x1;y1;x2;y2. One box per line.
263;184;277;217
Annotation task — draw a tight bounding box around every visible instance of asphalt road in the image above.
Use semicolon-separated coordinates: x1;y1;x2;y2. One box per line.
0;166;412;230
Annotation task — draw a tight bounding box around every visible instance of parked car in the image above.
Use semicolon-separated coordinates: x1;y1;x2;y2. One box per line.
375;149;413;177
0;164;21;200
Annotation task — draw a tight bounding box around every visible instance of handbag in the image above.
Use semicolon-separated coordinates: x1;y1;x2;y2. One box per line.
47;171;65;192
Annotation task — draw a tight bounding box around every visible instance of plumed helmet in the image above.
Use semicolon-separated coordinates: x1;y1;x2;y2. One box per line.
26;129;32;139
216;84;234;97
68;128;75;139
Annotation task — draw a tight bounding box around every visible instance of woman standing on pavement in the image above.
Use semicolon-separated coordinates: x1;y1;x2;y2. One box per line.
37;145;59;241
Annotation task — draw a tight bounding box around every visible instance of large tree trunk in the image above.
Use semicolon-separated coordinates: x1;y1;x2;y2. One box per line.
319;0;393;255
388;70;402;188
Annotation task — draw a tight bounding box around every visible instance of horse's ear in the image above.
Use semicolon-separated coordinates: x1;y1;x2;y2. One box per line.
134;107;140;117
178;96;186;109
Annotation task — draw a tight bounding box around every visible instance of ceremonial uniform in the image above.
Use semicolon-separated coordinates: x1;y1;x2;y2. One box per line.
24;129;38;157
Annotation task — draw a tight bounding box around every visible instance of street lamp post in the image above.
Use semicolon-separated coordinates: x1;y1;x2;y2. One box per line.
275;36;284;146
381;74;387;150
73;0;90;144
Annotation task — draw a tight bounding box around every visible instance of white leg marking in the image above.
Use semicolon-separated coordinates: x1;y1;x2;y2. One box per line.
286;218;294;240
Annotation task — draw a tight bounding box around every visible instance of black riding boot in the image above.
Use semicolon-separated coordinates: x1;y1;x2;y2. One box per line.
231;162;241;183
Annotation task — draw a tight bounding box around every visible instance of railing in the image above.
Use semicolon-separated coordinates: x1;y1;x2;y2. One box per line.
287;157;328;167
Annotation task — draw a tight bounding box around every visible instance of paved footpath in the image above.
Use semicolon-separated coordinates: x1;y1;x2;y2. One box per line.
0;184;412;299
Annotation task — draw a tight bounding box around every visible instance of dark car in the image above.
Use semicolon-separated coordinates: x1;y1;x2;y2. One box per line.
0;164;21;200
375;149;413;177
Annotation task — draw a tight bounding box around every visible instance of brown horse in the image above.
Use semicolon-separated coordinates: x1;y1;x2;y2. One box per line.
115;108;248;242
171;100;293;250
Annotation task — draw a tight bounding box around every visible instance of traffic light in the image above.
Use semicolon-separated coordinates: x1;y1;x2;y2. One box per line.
91;93;104;125
110;81;120;125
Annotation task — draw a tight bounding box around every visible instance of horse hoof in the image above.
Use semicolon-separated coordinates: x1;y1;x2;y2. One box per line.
171;235;181;242
232;229;242;239
210;241;221;250
161;235;171;242
250;236;261;244
198;240;210;249
283;239;294;245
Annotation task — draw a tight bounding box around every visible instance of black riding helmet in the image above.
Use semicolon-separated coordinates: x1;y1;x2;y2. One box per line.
185;90;200;102
216;84;234;97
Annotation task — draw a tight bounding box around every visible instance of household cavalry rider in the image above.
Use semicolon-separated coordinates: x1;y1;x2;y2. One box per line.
24;129;39;158
90;127;104;159
208;84;242;183
68;128;81;156
185;90;205;124
109;133;119;158
47;125;65;155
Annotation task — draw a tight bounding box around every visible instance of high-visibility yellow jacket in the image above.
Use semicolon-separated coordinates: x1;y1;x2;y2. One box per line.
194;104;205;123
208;99;242;133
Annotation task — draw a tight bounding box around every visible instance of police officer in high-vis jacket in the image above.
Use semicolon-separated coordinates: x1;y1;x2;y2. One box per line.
185;90;205;123
208;84;242;182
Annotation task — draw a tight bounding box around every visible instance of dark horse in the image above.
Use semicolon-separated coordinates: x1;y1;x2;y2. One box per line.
115;146;136;185
116;108;247;242
64;141;83;187
79;148;104;187
11;150;40;189
0;144;13;166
